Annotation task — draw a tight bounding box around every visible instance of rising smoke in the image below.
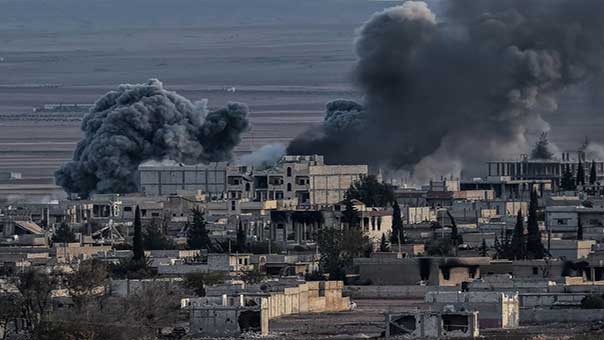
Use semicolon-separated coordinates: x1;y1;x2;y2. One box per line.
288;0;604;181
55;79;250;196
236;143;287;169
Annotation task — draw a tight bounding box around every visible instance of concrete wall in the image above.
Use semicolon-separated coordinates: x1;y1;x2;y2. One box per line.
520;308;604;324
519;293;586;308
344;285;458;300
189;307;241;337
260;281;349;335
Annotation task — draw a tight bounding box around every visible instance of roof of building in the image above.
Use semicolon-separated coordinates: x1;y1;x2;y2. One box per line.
14;221;44;235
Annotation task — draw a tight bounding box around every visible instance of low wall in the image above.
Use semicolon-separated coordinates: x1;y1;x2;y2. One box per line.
520;308;604;324
260;281;350;335
344;285;458;299
519;293;586;308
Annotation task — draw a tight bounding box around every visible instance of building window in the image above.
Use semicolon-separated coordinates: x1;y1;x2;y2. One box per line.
556;219;568;225
287;167;292;177
532;267;539;275
231;201;236;211
245;183;250;192
123;207;132;212
287;183;292;192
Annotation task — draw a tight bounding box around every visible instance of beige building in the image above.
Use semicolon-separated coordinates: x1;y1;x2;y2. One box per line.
138;155;368;208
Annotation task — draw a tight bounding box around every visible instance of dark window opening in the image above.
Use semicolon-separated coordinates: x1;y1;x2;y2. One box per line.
442;314;469;333
389;315;416;335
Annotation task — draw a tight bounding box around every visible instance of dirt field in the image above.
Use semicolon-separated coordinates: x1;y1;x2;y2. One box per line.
263;299;603;340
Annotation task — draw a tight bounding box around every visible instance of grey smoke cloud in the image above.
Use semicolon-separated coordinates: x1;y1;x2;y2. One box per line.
288;0;604;179
55;79;250;196
236;143;287;169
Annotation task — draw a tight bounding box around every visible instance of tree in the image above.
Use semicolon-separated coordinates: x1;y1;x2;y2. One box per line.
391;201;405;244
341;193;360;229
236;221;247;252
52;222;76;243
183;272;226;297
143;221;176;250
187;207;213;251
14;269;56;332
426;238;455;257
478;239;488;257
346;175;395;208
316;226;370;280
576;161;586;186
577;215;584;241
66;259;109;310
510;210;526;260
561;165;576;191
590;160;597;185
526;189;545;259
530;132;554;160
0;293;22;340
379;233;390;252
132;205;144;261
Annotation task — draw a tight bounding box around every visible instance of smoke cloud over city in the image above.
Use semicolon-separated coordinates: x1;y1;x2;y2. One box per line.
55;79;250;196
287;0;604;180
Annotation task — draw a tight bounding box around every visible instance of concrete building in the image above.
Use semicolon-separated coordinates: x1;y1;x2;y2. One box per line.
546;206;604;240
461;176;552;199
354;257;490;286
486;153;604;190
385;310;479;339
548;239;595;260
138;155;368;208
139;162;228;197
425;291;519;329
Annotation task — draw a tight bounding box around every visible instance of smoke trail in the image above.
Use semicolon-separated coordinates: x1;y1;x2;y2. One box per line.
55;79;250;196
288;0;604;179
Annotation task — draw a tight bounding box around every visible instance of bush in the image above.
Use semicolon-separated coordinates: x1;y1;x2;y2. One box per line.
183;272;226;296
581;295;604;309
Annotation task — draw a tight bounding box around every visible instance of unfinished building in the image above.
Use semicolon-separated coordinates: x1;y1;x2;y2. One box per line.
385;310;479;339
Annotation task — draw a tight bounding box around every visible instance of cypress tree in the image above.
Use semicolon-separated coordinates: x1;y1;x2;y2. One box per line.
526;189;545;259
187;208;213;251
391;201;405;244
510;210;526;260
132;205;144;261
577;161;586;186
590;160;597;185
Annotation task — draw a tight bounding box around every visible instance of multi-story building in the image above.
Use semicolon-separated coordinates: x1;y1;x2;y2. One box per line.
138;162;228;198
138;155;368;208
486;152;604;190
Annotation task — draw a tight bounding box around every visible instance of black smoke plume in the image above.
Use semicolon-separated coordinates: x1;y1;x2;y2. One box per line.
288;0;604;180
55;79;250;196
